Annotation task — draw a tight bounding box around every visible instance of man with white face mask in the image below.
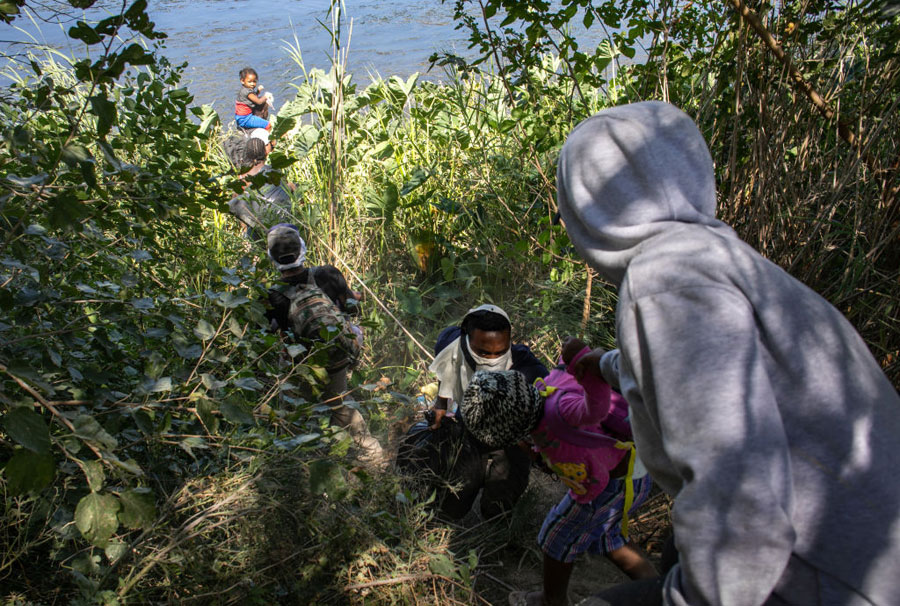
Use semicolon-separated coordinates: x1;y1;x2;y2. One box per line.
425;304;549;519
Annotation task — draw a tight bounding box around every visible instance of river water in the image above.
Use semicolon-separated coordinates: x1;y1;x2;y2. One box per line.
2;0;476;118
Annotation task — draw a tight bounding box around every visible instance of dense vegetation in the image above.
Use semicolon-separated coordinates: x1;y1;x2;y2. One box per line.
1;0;897;603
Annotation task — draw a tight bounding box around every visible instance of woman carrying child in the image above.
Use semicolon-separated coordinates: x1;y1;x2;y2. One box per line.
460;337;657;606
235;67;272;131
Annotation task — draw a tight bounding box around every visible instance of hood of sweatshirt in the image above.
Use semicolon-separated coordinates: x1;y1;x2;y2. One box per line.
556;101;735;285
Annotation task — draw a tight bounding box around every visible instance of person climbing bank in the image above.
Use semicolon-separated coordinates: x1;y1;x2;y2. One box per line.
266;224;381;466
426;304;548;519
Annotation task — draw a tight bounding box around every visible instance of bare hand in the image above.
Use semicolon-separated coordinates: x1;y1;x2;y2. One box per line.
561;335;588;364
430;408;447;430
571;347;606;381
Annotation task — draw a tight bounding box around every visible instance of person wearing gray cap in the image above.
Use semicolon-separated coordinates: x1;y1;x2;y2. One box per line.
266;224;382;466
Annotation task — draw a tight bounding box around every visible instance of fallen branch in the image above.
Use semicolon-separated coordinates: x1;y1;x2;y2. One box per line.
345;573;437;590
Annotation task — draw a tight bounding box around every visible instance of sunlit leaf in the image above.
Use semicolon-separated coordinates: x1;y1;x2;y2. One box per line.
73;415;117;450
193;319;216;341
75;492;120;546
309;460;347;499
286;344;307;358
82;459;105;492
428;553;459;579
105;541;128;564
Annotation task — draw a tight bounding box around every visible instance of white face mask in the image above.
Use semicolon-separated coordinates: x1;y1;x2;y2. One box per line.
466;335;513;371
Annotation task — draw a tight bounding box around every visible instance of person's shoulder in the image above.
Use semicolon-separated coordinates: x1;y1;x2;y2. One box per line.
434;326;461;355
511;343;549;380
625;227;749;299
314;264;347;281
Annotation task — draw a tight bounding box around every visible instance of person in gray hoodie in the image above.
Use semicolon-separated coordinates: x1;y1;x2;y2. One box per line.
557;101;900;606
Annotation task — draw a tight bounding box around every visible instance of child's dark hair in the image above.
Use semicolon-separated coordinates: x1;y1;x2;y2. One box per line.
239;67;258;80
462;310;511;334
244;138;267;165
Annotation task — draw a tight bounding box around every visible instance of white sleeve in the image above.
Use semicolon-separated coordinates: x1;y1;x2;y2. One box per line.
599;348;621;389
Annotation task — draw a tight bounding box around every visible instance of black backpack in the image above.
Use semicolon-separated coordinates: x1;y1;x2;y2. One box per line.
396;412;484;519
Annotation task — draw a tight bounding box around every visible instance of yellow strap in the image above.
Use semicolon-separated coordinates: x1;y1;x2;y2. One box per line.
534;377;558;398
615;441;636;540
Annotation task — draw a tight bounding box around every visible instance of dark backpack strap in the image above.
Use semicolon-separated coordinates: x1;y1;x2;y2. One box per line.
266;285;294;333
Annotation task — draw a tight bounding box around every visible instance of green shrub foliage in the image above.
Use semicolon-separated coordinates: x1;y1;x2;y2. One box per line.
1;0;898;603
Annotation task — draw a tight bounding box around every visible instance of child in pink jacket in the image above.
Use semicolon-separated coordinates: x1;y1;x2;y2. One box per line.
461;337;656;606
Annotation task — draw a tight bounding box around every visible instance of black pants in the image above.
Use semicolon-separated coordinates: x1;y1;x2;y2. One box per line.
439;438;531;520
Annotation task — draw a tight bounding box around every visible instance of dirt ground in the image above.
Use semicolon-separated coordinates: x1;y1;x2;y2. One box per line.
458;470;672;606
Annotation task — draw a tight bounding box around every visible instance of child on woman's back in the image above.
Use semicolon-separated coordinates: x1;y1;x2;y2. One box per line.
235;67;273;131
460;337;657;606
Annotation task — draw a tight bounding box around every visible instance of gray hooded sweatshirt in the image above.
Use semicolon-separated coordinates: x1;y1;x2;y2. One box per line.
557;101;900;606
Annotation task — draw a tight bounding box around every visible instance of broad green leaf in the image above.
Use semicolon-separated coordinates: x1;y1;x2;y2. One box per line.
196;398;219;434
68;21;102;44
179;436;207;457
105;541;128;564
271;116;296;139
373;140;394;160
174;343;202;359
200;373;227;391
309;460;347;499
61;144;92;167
130;297;155;310
6;172;48;188
89;95;117;137
3;407;51;454
428;553;459;579
75;492;120;547
273;433;320;450
133;410;153;434
4;450;55;495
73;415;118;450
193;319;216;341
286;344;307;358
400;168;431;196
118;489;156;529
226;315;244;337
105;453;143;475
219;400;255;425
143;376;173;393
219;291;250;309
234;377;262;391
82;459;105;492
